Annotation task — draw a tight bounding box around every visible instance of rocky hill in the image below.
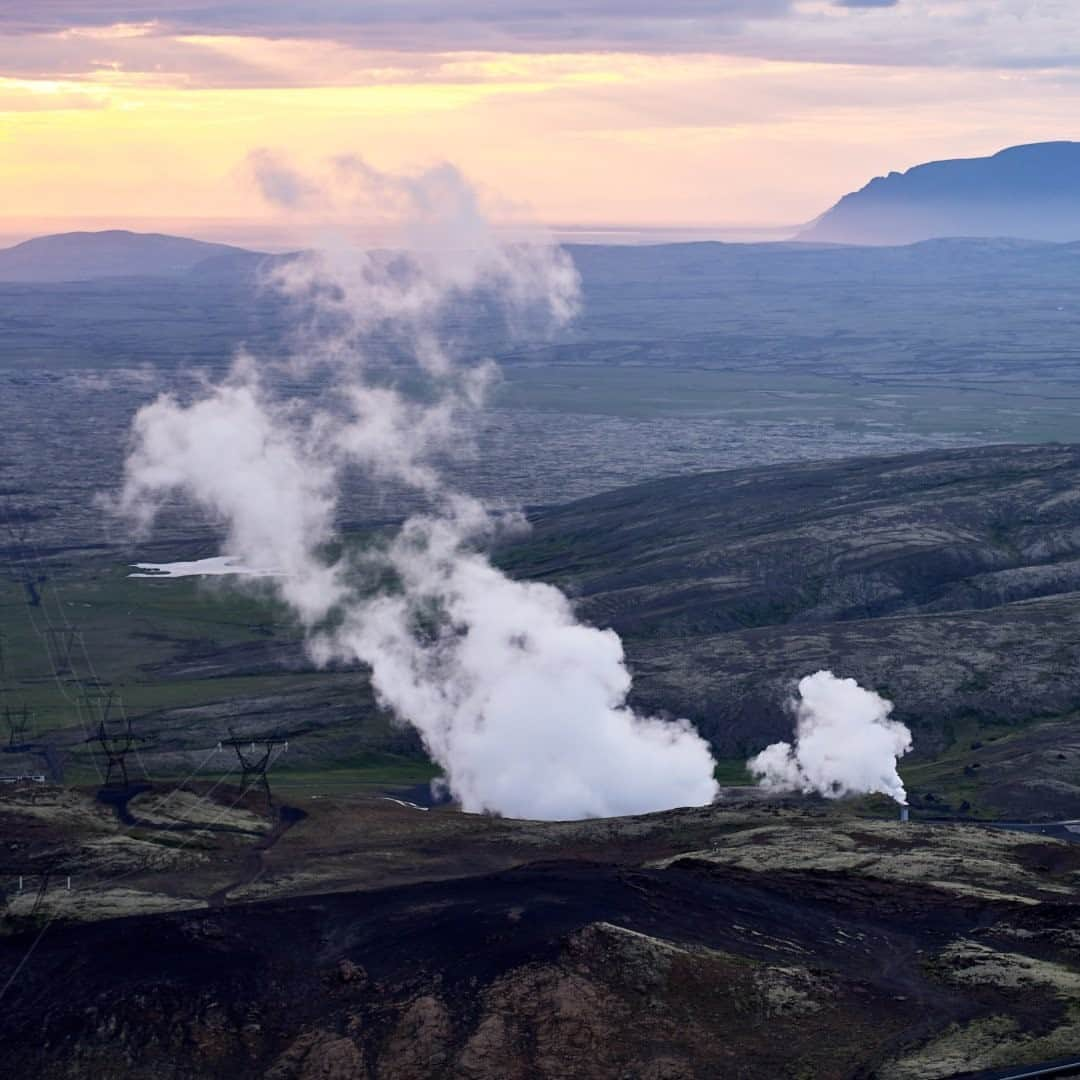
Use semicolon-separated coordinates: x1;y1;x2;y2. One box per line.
499;444;1080;814
42;443;1080;821
1;785;1078;1079
4;444;1080;1076
800;142;1080;244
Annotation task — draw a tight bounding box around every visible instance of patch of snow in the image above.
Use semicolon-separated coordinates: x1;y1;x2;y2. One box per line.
129;556;281;578
379;797;429;812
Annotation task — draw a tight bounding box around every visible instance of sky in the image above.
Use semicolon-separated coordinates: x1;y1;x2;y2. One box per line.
1;1;1079;240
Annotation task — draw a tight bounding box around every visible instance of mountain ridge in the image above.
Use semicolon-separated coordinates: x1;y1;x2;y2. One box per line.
0;229;265;283
5;220;1080;289
800;141;1080;245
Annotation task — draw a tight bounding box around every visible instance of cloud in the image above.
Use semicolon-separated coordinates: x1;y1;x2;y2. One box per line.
0;0;1076;86
0;2;799;90
0;28;288;89
4;0;1080;89
117;155;720;821
248;148;320;209
0;1;793;46
0;77;109;111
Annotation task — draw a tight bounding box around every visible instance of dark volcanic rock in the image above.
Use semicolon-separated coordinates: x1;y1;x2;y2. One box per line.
503;444;1080;761
0;860;1034;1079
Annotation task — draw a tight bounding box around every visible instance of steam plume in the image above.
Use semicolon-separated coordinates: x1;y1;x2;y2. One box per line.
117;155;719;821
748;670;912;805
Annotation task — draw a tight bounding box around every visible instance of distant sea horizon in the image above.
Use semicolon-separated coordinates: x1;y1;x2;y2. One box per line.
0;217;801;253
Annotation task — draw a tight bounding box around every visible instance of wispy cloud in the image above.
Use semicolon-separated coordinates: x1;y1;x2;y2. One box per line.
2;0;1080;230
1;0;1078;86
0;1;794;50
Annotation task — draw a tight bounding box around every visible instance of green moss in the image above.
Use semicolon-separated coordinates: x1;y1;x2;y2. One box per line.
269;752;441;796
713;758;753;785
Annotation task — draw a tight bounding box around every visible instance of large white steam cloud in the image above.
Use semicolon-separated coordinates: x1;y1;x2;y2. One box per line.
118;155;719;821
748;670;912;805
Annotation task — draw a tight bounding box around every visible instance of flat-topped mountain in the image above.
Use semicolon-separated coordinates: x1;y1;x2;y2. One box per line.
800;141;1080;244
0;229;263;282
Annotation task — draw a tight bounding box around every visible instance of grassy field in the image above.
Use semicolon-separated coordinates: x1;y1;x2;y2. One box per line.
3;548;1075;819
268;752;442;797
0;561;782;800
0;564;295;730
712;758;753;785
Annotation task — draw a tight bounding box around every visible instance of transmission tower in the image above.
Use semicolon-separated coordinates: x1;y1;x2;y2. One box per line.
3;705;32;751
91;718;135;789
44;627;81;679
0;499;44;607
87;692;152;789
221;730;289;806
0;506;99;784
0;633;30;751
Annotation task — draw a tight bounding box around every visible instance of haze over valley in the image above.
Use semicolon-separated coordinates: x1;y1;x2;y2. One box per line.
8;219;1080;563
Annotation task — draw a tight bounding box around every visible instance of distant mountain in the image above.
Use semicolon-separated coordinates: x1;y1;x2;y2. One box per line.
0;229;264;283
800;141;1080;244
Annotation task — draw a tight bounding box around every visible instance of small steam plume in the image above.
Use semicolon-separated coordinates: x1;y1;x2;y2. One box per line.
117;155;719;821
748;670;912;805
248;149;320;210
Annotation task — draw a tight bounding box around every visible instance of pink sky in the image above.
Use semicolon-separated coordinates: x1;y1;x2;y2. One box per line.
0;1;1077;235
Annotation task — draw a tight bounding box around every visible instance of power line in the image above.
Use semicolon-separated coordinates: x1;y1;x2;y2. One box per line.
0;765;244;1006
0;743;291;1008
221;731;289;808
0;498;297;1007
1;497;105;781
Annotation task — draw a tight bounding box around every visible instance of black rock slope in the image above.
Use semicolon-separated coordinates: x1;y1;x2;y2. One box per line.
0;854;1068;1080
501;444;1080;777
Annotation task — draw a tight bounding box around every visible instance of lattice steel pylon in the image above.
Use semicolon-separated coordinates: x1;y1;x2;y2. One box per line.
91;718;134;789
87;693;151;789
44;627;81;679
0;632;30;751
221;730;289;807
0;499;44;607
3;705;31;750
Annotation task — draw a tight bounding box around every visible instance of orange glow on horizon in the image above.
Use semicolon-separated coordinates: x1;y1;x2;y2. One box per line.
2;38;1079;230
